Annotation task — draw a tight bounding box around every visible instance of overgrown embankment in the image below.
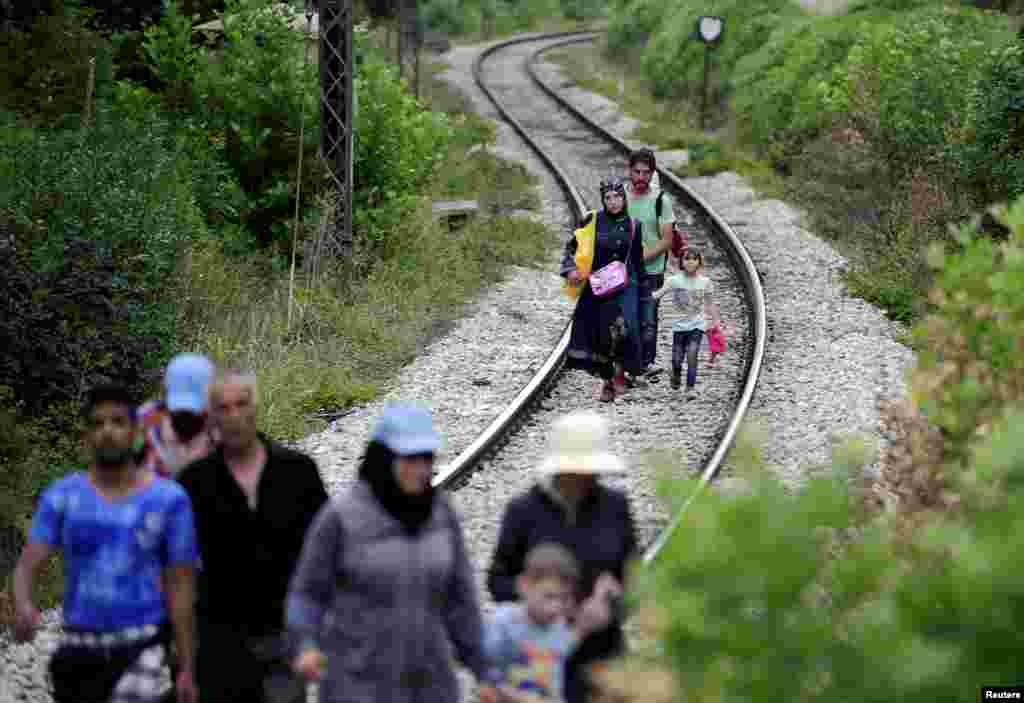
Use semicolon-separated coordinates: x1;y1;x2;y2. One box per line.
0;0;549;604
593;193;1024;703
585;0;1023;323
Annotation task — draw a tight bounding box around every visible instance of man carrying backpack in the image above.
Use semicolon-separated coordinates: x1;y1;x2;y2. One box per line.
625;148;676;379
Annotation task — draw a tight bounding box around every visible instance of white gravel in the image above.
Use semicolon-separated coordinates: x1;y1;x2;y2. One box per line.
1;33;915;702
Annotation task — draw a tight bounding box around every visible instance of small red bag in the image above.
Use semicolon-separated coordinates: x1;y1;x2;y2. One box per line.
708;325;726;354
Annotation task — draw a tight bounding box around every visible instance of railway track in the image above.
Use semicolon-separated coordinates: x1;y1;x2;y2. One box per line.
433;31;767;562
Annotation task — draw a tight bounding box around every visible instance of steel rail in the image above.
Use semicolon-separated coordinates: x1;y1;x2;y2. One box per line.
433;32;768;568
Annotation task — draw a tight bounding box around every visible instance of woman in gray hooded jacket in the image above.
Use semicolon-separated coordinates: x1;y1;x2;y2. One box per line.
286;404;497;703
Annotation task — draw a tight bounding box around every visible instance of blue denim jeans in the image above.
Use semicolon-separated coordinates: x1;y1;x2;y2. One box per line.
638;273;664;368
672;329;704;388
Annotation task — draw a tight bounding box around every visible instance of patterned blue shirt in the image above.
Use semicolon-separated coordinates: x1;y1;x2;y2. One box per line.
29;472;199;632
484;603;577;702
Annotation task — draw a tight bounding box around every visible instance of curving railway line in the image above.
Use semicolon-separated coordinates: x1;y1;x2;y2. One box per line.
434;31;767;562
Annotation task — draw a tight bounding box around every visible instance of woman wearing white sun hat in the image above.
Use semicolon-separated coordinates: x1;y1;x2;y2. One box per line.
487;409;638;703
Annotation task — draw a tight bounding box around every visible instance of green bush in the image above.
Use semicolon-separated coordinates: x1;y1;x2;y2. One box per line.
0;10;111;125
606;414;1024;703
910;197;1024;462
419;0;567;35
606;0;666;52
186;0;451;253
734;14;862;153
191;0;324;248
352;56;453;245
143;0;201;85
422;0;482;34
953;38;1024;205
560;0;604;20
625;0;799;99
819;5;1010;176
0;109;210;380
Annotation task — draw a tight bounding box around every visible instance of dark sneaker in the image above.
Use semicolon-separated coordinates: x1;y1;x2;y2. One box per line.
598;382;615;403
645;366;664;378
625;374;647;389
670;372;682;389
685;386;698;401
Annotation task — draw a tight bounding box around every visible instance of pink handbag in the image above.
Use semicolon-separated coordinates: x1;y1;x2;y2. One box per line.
589;219;635;298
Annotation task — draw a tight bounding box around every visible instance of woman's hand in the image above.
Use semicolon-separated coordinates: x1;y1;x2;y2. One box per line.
575;573;623;638
292;648;326;682
567;270;584;285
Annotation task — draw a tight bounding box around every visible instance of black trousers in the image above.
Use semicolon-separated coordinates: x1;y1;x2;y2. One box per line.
564;622;625;703
639;273;664;367
195;621;304;703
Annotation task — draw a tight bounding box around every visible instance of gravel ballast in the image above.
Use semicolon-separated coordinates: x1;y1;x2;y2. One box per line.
1;34;915;702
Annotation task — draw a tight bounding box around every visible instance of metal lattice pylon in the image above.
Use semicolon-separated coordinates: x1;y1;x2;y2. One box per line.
312;0;354;273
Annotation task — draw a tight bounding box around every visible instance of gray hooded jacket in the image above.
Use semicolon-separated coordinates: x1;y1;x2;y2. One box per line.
286;482;487;703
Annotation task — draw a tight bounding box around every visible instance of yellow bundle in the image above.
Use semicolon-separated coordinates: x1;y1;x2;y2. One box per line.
563;211;596;301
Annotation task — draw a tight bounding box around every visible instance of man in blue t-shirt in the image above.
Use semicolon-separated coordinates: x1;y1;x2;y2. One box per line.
13;384;199;703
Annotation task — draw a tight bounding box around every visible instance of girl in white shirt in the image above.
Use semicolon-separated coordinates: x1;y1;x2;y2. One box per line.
652;249;720;398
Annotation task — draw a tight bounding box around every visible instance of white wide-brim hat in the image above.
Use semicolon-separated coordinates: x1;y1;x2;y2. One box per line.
537;410;627;476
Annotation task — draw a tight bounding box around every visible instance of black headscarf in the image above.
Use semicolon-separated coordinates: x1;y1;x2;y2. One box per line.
599;176;629;218
358;440;437;534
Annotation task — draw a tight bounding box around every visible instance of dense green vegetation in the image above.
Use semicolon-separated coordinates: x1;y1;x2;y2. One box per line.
418;0;602;38
0;0;552;601
597;197;1024;703
600;0;1022;323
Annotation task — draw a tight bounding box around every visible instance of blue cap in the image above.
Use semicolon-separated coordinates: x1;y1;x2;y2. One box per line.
164;353;215;413
371;404;442;456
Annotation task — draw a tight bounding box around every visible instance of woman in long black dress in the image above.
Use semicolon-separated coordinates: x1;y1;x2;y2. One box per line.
561;177;645;402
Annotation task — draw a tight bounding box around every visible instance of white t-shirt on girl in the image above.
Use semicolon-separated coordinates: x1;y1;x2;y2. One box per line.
653;273;715;332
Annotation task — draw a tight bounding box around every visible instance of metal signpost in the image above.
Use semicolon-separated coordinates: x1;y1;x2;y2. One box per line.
696;15;724;131
316;0;355;263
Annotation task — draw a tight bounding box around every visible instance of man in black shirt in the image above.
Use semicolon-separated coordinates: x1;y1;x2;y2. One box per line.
178;370;328;703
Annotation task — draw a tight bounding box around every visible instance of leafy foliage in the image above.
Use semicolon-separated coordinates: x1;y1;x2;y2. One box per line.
190;0;325;248
419;0;579;35
0;11;112;125
610;0;800;99
733;14;861;155
0;107;212;406
595;193;1024;703
605;0;664;51
908;198;1024;463
143;0;202;85
78;0;166;31
352;56;453;244
953;38;1024;205
819;5;1009;178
